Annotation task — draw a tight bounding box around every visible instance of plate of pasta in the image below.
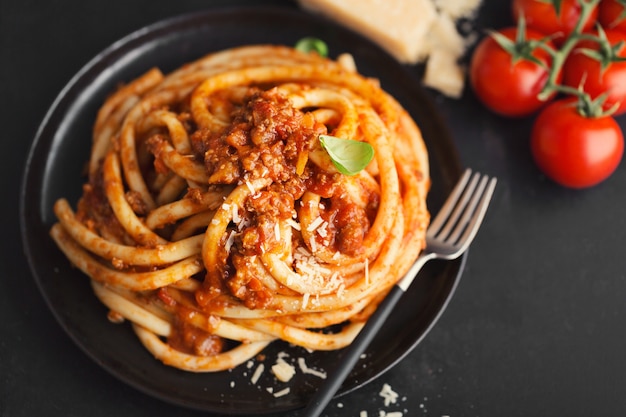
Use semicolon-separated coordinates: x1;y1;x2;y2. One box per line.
20;6;465;415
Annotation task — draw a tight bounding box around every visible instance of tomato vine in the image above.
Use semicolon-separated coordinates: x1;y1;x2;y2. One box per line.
470;0;626;188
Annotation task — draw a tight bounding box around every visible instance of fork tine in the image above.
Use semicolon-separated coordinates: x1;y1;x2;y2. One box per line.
446;174;490;244
435;172;481;240
431;170;482;240
428;168;472;235
453;176;497;249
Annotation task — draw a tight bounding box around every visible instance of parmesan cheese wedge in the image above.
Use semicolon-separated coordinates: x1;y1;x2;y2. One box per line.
423;48;465;98
298;0;438;64
423;12;466;59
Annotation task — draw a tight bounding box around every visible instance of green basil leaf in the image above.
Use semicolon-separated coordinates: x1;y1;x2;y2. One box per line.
319;135;374;176
294;37;329;57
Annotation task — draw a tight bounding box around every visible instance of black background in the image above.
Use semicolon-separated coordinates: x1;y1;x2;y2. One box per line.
3;1;626;416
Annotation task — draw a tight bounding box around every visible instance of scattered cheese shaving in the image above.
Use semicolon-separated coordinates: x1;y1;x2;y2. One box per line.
379;383;399;407
225;230;237;253
273;387;291;397
297;357;327;379
250;363;265;384
274;222;281;241
271;361;297;382
307;216;324;232
287;218;301;231
232;204;240;224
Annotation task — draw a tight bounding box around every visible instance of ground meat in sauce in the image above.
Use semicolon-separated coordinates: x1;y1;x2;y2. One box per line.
190;86;377;310
334;202;369;256
228;255;273;310
76;169;130;245
156;289;225;356
200;88;325;185
125;190;148;215
167;317;224;357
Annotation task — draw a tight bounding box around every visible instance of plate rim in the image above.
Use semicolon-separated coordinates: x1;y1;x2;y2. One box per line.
19;5;465;415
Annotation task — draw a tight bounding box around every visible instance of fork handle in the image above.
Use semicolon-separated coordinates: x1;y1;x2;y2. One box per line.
299;284;406;417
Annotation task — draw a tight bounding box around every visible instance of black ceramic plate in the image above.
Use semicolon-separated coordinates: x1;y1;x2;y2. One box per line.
20;6;465;415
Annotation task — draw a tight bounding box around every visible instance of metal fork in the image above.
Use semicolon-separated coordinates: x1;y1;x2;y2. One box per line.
301;168;497;417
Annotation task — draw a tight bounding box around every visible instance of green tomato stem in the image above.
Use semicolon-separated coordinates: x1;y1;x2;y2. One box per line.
537;0;601;102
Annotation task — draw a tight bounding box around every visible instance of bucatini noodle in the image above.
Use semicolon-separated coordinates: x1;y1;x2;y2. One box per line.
50;44;430;372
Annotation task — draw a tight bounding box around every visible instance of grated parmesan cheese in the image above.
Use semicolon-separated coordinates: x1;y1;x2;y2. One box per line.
316;221;329;238
250;363;264;384
273;387;290;397
271;361;296;382
225;230;237;253
302;293;310;309
245;180;256;194
379;383;399;407
287;218;301;231
307;216;324;232
231;204;240;224
297;357;327;379
274;222;281;241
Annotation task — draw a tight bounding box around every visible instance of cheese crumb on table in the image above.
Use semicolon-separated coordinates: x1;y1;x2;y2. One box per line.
379;383;399;406
250;363;264;384
271;359;296;382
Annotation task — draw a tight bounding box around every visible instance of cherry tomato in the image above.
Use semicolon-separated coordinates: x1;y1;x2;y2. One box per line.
599;0;626;32
512;0;598;42
563;29;626;115
469;27;559;117
530;98;624;188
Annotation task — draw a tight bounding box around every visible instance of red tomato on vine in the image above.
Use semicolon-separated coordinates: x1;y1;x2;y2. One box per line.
531;98;624;188
563;28;626;115
599;0;626;32
470;27;559;117
512;0;598;42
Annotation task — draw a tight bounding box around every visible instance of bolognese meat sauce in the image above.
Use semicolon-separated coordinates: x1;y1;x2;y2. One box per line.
190;87;378;312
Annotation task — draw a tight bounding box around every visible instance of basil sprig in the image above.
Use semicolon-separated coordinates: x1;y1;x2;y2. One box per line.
319;135;374;176
294;37;329;57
